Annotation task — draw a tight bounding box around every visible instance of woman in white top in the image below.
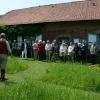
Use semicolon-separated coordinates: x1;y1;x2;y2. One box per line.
59;42;67;62
68;42;74;62
90;42;97;64
45;40;52;61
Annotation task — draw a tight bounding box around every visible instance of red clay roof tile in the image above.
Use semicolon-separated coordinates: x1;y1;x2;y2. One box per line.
0;0;100;25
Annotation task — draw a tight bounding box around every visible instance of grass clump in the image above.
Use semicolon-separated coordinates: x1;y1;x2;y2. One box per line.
40;62;100;92
7;57;29;74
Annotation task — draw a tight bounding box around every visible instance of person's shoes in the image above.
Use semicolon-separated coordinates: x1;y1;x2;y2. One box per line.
0;78;8;81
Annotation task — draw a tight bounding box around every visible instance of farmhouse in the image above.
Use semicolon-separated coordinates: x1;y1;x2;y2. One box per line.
0;0;100;45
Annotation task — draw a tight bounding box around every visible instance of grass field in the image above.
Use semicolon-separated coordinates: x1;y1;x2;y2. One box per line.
0;57;100;100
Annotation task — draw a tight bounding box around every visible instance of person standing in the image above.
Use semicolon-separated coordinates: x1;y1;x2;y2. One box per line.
68;42;74;62
42;41;46;60
50;40;58;62
90;42;97;64
37;40;44;61
74;43;80;62
0;33;11;81
59;42;67;62
32;40;38;60
80;42;88;64
21;39;28;59
12;40;17;56
45;40;52;61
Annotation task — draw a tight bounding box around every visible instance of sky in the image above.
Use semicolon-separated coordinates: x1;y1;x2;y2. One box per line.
0;0;82;15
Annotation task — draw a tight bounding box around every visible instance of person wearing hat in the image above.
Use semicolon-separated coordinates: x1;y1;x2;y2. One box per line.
0;33;11;81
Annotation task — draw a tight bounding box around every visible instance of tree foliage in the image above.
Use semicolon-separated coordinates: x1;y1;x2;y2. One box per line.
0;24;43;40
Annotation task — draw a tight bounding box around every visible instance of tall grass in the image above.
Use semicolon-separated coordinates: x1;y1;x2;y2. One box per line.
7;57;29;74
0;80;100;100
40;62;100;92
0;58;100;100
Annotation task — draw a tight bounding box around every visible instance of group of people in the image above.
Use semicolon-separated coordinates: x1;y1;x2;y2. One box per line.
11;39;32;58
32;39;99;64
11;38;100;64
0;32;99;81
32;40;58;62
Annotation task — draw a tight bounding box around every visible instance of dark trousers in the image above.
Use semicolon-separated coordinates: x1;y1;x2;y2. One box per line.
74;53;79;62
91;54;96;64
81;53;87;64
38;52;44;61
60;56;66;62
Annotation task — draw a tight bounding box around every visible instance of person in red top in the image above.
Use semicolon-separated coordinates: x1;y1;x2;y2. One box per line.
37;40;44;60
0;33;11;81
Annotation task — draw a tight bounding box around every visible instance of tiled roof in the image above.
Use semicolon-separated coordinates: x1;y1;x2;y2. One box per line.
0;0;100;25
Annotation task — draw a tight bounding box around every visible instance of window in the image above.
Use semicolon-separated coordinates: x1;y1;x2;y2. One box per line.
88;34;97;46
36;34;42;41
73;38;80;43
97;35;100;45
17;36;22;46
88;34;97;43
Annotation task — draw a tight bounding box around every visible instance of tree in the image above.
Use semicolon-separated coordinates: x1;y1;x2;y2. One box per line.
0;23;43;40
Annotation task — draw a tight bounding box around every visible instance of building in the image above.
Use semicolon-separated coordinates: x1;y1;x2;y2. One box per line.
0;0;100;45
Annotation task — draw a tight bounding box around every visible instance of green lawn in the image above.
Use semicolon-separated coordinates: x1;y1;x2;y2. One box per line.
0;57;100;100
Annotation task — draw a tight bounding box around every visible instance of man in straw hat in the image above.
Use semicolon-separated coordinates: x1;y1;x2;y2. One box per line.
0;33;11;81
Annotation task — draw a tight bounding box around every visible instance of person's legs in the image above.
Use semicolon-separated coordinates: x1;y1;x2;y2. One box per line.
92;54;96;64
0;54;7;81
1;69;5;80
48;51;51;61
0;56;2;79
38;52;41;60
46;51;48;60
83;54;87;64
81;54;84;64
68;55;70;61
22;51;24;58
34;50;37;60
46;51;51;61
25;50;27;59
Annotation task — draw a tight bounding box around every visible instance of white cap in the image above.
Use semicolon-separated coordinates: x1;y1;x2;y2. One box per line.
24;39;27;42
0;33;5;36
39;40;42;42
